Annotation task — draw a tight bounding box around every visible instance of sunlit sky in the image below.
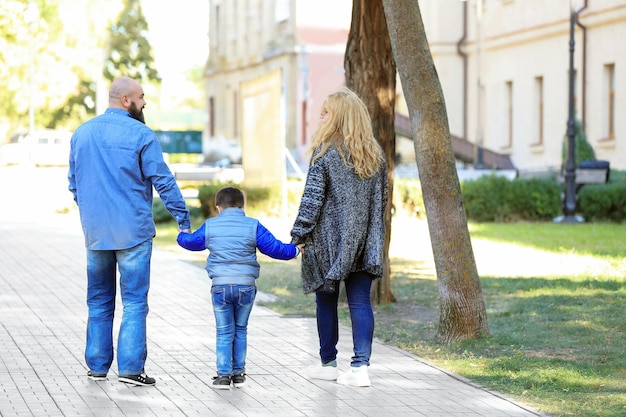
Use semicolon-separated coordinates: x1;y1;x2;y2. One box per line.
51;0;209;114
141;0;209;109
141;0;209;77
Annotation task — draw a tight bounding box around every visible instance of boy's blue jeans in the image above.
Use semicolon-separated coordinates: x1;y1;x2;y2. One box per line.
211;284;257;376
315;271;374;367
85;239;152;376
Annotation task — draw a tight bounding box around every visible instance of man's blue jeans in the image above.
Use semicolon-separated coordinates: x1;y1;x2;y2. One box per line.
315;271;374;367
211;284;256;376
85;239;152;375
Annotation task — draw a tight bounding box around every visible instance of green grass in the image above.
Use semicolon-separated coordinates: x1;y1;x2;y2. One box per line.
469;222;625;258
155;220;626;417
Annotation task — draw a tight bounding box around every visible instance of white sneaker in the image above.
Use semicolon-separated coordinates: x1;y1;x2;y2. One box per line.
337;365;371;387
306;363;338;380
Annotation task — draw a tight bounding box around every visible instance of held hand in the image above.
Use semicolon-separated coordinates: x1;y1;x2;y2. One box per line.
179;228;191;233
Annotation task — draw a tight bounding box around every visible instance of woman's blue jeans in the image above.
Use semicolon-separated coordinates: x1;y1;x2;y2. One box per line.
211;284;257;376
85;239;152;376
315;271;374;367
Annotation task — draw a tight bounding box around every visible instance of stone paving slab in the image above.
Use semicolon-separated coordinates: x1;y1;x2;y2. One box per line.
0;166;548;417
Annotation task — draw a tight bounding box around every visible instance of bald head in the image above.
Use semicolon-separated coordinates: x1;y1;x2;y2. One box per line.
108;77;146;123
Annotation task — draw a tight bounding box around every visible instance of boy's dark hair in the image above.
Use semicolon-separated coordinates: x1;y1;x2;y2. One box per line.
215;187;245;209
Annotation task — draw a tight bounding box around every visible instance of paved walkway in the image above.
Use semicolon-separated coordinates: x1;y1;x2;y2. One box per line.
0;166;547;417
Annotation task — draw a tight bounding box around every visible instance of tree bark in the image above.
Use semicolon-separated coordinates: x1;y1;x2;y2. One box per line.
382;0;489;343
345;0;397;304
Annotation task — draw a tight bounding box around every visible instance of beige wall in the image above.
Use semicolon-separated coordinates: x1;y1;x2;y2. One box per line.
208;0;626;172
206;0;349;168
421;0;626;171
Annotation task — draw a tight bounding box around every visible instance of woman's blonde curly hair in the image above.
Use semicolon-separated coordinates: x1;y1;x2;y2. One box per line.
309;87;384;179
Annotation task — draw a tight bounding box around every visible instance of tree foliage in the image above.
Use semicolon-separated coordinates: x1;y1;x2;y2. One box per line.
0;0;69;133
562;119;596;167
48;77;98;129
104;0;160;84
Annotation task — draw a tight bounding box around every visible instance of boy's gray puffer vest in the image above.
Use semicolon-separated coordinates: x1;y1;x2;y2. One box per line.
205;208;260;286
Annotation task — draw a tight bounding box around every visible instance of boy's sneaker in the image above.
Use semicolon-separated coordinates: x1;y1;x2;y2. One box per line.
87;371;107;381
337;365;371;387
118;373;156;386
306;361;338;380
212;375;231;389
231;373;246;388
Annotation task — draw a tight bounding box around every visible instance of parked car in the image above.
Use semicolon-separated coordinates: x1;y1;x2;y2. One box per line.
0;130;72;166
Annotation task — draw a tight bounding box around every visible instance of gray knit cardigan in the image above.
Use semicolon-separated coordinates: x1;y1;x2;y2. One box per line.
290;146;388;294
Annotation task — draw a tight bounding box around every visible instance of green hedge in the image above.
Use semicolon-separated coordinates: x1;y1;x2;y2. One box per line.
154;171;625;224
461;173;626;223
461;175;561;222
197;182;278;218
152;198;202;224
400;172;625;223
394;178;426;218
578;181;626;222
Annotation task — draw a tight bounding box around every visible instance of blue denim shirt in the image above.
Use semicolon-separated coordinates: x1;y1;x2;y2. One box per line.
68;108;190;250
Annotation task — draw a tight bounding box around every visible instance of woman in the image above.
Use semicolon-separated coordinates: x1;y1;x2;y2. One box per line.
291;87;388;387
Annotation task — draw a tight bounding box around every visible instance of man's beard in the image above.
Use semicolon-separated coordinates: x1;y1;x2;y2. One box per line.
128;101;145;124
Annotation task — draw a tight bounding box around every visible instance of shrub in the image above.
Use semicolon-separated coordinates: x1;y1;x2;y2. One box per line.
461;175;560;222
461;175;514;222
197;182;237;218
197;182;279;218
152;198;171;224
509;177;561;221
578;182;626;222
394;179;426;218
561;119;596;167
152;198;202;224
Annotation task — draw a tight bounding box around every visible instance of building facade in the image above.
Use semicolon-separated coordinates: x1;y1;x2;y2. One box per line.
204;0;351;176
205;0;625;175
418;0;625;172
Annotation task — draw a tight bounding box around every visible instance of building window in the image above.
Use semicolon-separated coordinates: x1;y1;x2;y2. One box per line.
234;91;239;137
209;96;215;137
215;5;220;54
603;63;615;140
301;100;307;146
532;76;544;146
274;0;289;22
232;0;238;39
505;81;513;148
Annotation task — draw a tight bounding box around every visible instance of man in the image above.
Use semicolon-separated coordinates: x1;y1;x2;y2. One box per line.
68;77;191;386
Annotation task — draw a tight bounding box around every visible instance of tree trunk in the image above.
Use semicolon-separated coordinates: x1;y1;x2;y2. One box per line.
382;0;489;343
345;0;397;304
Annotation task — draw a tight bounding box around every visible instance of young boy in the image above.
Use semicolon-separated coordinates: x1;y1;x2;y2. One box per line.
177;187;300;389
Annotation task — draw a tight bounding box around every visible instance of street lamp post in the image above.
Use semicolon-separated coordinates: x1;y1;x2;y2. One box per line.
558;5;581;223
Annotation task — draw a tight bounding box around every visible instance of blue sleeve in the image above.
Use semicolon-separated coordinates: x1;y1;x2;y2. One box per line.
177;223;207;251
256;222;297;260
142;131;191;230
68;138;77;204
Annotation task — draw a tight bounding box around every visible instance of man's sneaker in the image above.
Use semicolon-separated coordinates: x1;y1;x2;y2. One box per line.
231;373;246;388
306;362;338;380
118;373;156;386
87;371;107;381
337;365;371;387
212;375;231;390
